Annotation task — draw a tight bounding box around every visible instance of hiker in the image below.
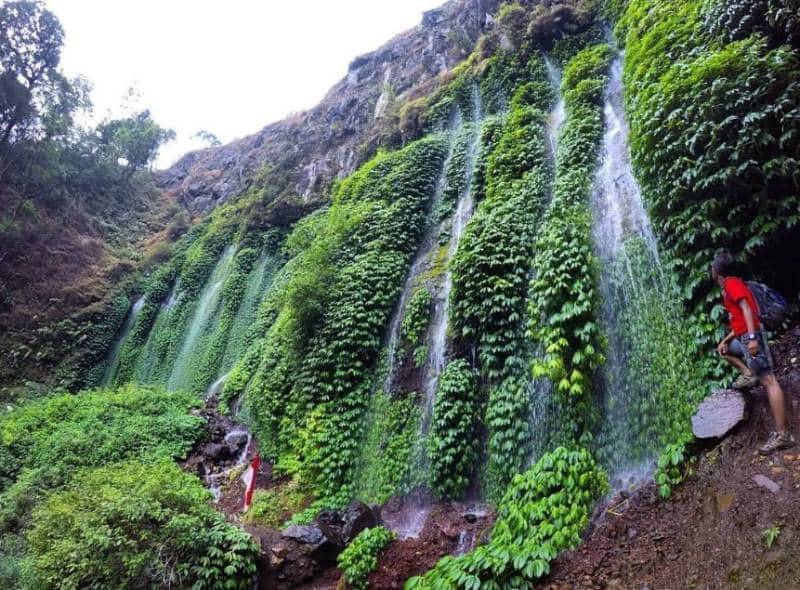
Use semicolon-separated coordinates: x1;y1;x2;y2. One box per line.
711;249;795;454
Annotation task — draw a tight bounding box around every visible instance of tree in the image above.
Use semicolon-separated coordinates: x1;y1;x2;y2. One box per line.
193;129;221;147
0;1;64;158
97;110;175;179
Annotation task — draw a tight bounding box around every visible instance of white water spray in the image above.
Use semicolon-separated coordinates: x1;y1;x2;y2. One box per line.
591;56;679;481
102;295;146;385
168;245;237;392
421;87;483;422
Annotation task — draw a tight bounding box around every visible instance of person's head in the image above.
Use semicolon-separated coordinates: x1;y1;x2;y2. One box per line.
711;248;737;285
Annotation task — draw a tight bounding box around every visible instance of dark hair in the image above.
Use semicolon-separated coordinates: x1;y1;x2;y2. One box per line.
711;248;737;276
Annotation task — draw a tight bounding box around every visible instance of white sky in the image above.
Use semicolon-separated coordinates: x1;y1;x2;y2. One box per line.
45;0;444;168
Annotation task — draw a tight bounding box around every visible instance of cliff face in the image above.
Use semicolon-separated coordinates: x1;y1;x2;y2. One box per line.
158;0;502;214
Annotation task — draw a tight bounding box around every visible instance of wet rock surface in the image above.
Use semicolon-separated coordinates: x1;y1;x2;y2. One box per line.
249;502;380;589
369;500;495;588
539;324;800;590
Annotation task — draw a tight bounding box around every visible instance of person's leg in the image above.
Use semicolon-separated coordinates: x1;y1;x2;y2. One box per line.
761;373;787;432
724;338;756;389
752;333;795;454
722;353;751;377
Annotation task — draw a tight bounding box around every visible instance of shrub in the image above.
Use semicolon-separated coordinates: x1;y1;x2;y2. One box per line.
337;526;395;590
23;460;258;590
241;477;310;528
0;384;204;531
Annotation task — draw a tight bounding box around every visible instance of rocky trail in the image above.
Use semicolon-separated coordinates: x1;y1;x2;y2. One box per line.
540;324;800;590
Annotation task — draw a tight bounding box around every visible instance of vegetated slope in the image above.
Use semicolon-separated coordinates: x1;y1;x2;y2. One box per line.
540;324;800;590
3;0;800;588
0;180;183;402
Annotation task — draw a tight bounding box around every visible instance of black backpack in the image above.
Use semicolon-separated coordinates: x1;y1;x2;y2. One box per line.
746;281;793;330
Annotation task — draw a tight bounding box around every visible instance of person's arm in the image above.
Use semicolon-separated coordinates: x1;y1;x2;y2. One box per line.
739;299;760;354
717;329;737;355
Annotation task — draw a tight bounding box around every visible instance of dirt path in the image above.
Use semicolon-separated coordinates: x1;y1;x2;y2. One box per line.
540;324;800;590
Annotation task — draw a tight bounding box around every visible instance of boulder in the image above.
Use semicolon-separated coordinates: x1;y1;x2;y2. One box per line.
340;501;378;543
282;524;341;565
691;389;746;439
203;442;231;461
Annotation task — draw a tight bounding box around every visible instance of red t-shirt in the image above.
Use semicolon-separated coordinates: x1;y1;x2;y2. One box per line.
722;277;760;335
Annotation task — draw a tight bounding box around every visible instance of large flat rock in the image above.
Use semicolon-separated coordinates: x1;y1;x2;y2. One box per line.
692;389;746;439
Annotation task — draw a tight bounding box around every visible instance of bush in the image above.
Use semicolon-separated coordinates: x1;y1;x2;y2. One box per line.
337;526;395;590
23;460;258;590
0;384;204;531
241;477;309;528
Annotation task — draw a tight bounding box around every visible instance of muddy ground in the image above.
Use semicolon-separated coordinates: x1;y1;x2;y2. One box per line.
540;324;800;590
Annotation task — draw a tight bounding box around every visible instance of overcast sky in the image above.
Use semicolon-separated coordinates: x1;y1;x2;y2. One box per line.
46;0;444;168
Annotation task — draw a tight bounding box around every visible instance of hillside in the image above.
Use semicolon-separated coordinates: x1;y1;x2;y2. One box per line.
2;0;800;589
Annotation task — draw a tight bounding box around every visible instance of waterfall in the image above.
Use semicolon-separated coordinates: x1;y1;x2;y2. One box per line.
133;280;180;383
544;57;565;158
220;251;278;373
167;245;237;392
381;121;461;395
525;58;567;466
591;56;682;483
421;86;483;425
102;295;146;386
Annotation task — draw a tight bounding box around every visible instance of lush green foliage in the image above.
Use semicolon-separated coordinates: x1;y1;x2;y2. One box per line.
232;137;448;506
447;54;555;498
23;460;258;590
402;287;433;356
615;0;800;490
407;447;607;589
353;392;421;504
0;384;203;531
528;44;611;445
618;0;800;355
241;476;309;528
428;360;480;500
337;526;395;590
705;0;800;49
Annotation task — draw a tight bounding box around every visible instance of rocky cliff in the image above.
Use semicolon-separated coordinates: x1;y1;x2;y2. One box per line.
158;0;502;214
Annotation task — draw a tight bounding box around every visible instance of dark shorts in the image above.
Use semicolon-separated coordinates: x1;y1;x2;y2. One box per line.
728;330;774;378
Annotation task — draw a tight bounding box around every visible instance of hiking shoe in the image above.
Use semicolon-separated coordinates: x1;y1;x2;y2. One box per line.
758;431;796;455
732;374;759;390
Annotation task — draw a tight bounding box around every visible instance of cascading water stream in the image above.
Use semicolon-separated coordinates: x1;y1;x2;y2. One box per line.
380;89;484;542
544;57;565;158
221;250;278;373
421;87;483;424
133;280;181;383
168;245;237;392
102;295;146;385
591;56;682;485
381;119;463;395
525;58;566;465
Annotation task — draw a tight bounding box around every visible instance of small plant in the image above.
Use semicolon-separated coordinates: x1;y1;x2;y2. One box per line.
762;524;782;548
337;526;395;590
242;476;309;528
